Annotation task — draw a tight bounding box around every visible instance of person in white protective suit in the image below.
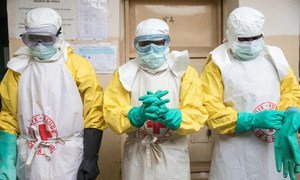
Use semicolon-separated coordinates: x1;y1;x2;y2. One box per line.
199;7;300;180
103;18;208;180
0;8;107;180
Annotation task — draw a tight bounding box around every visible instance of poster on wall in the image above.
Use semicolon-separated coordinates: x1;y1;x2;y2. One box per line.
14;0;77;39
72;43;118;74
77;0;108;40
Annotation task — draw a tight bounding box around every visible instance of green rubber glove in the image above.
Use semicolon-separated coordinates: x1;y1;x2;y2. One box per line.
128;105;148;128
146;108;182;130
141;90;170;119
145;104;169;119
139;90;169;105
236;110;285;133
275;108;300;180
0;130;17;180
128;90;170;128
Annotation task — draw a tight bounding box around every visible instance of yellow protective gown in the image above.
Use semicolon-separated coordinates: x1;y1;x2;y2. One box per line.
104;65;208;135
200;55;300;135
0;47;107;135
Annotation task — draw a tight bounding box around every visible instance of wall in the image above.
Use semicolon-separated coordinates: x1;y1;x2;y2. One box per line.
222;0;239;38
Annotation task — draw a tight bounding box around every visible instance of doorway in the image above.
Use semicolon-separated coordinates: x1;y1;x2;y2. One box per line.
0;0;9;110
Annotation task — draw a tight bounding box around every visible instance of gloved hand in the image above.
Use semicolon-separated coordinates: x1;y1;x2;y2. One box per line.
129;90;170;128
145;104;169;119
0;130;17;180
77;128;103;180
236;110;285;133
141;90;181;130
146;107;182;130
144;99;170;119
140;90;170;120
128;104;148;128
275;107;300;180
139;90;169;105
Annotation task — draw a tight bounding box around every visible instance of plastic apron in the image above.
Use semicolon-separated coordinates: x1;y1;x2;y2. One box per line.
119;50;190;180
209;44;289;180
8;46;84;180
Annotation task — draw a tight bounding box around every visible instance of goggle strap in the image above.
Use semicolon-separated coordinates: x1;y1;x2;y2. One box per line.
20;26;61;38
56;27;62;37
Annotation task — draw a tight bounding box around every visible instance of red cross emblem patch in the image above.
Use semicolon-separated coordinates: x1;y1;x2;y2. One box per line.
252;102;277;143
135;120;175;144
27;114;58;156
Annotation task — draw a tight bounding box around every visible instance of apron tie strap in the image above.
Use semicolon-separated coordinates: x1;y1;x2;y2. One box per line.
25;125;65;165
141;136;162;168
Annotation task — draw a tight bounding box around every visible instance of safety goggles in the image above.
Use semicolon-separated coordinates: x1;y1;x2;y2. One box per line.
134;34;170;53
20;27;61;47
21;32;57;47
138;39;166;47
238;34;263;42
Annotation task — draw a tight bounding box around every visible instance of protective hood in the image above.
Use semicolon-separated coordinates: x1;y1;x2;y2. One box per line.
25;7;62;29
226;7;265;51
24;8;64;60
135;18;169;37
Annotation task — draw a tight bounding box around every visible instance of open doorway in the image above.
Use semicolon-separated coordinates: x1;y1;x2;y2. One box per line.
0;0;9;81
0;0;9;110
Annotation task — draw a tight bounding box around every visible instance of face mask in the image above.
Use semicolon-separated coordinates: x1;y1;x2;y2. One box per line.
233;38;265;61
30;44;57;60
137;46;169;69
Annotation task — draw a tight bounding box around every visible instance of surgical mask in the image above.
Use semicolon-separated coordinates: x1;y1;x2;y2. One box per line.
30;44;57;60
233;38;265;61
137;45;169;69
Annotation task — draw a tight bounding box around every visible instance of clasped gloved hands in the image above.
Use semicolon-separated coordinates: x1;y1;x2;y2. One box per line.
128;90;170;128
145;104;182;130
142;90;182;130
128;90;182;130
236;110;286;133
275;107;300;180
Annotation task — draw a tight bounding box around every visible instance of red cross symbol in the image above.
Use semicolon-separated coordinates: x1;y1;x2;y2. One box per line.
38;124;52;141
146;121;166;134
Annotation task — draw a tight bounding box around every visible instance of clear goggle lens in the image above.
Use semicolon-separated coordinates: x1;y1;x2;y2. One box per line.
134;34;170;53
21;32;57;47
138;39;166;47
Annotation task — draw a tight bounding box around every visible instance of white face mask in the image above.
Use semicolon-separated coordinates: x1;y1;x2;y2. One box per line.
137;46;169;69
30;44;57;60
233;38;265;61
